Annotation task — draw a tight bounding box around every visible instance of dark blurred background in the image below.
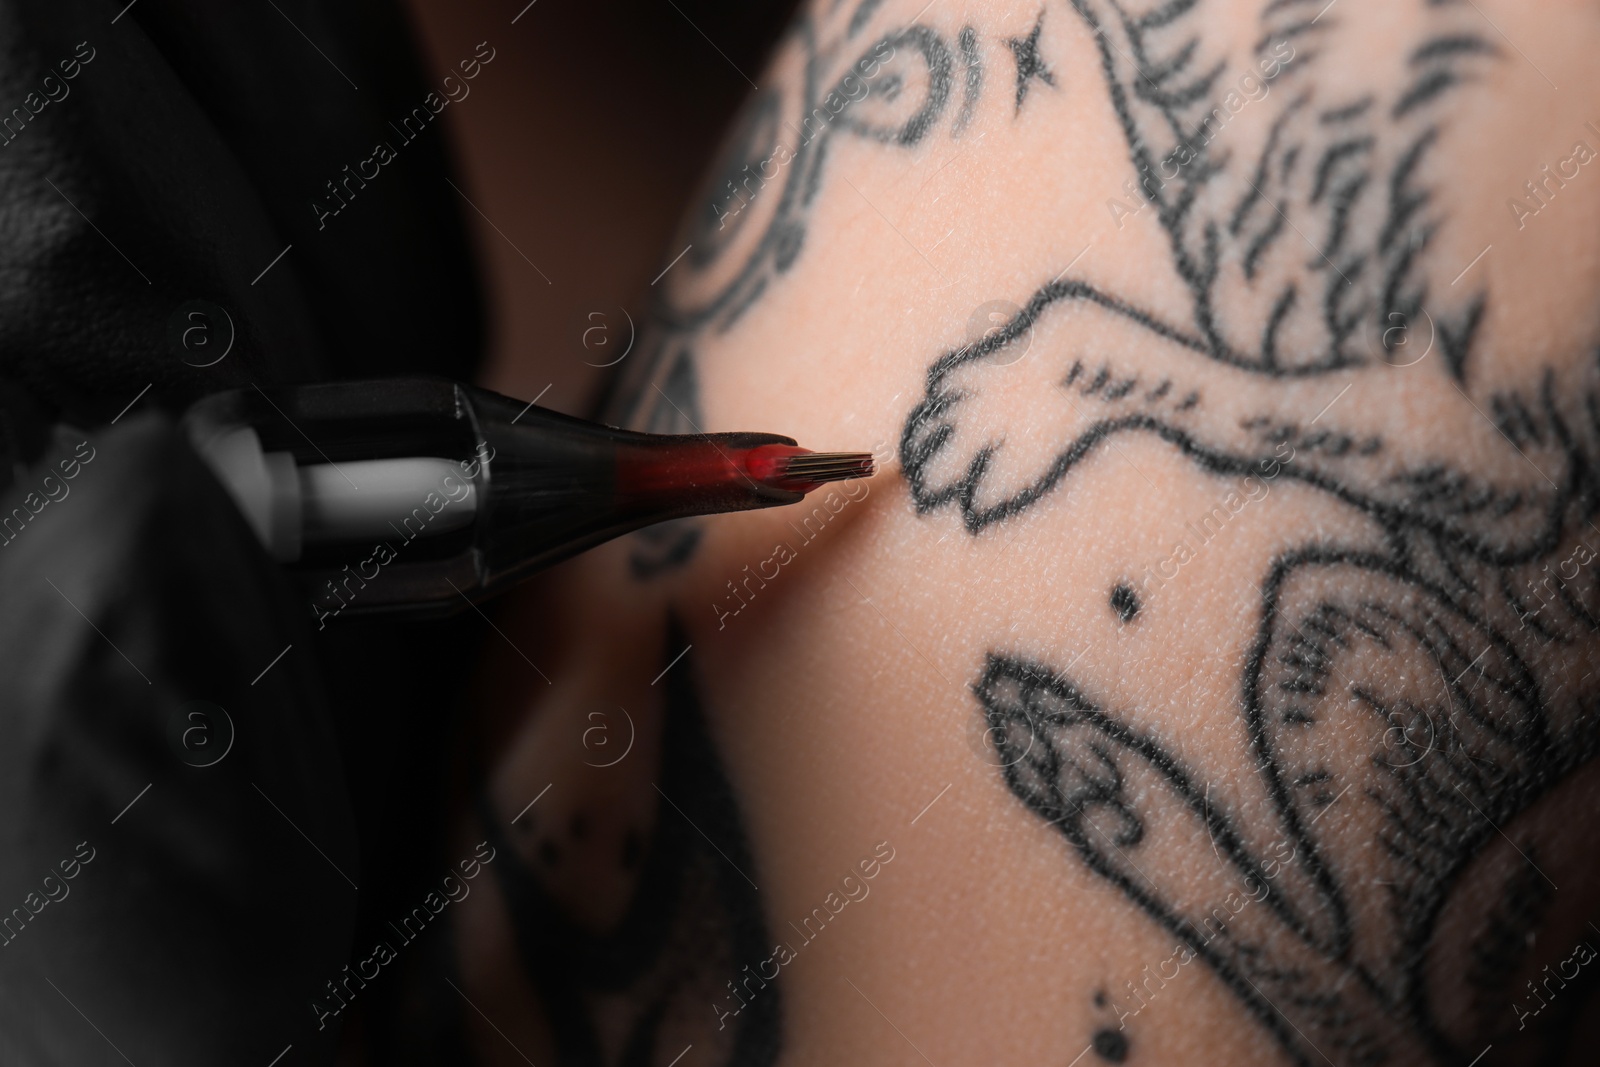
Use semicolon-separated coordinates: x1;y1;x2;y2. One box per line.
353;1;800;1060
405;0;800;418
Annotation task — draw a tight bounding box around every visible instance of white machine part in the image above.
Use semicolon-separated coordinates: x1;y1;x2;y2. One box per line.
194;426;476;562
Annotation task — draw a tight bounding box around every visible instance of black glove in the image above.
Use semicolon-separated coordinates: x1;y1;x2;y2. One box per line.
0;1;485;1061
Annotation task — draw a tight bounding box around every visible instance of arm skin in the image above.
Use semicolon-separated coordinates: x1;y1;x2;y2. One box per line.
431;1;1600;1064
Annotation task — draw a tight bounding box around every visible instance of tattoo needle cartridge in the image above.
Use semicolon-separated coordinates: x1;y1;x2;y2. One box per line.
183;377;875;618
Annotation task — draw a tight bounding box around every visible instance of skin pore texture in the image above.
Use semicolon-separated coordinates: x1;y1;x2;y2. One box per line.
437;0;1600;1064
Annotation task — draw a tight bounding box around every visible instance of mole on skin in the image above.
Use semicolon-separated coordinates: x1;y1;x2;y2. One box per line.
1110;582;1140;623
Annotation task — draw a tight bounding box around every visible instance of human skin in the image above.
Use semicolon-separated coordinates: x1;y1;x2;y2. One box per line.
443;1;1600;1064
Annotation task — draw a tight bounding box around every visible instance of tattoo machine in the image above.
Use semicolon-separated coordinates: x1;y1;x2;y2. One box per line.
183;377;875;617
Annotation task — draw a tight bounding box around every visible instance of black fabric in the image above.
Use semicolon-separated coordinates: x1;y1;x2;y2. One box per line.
0;1;485;1062
0;0;482;419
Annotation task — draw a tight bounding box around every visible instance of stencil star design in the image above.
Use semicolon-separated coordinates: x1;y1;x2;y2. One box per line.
1006;12;1056;113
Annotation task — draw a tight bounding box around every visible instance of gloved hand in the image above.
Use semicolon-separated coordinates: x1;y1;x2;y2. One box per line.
0;0;486;1062
0;409;357;1064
